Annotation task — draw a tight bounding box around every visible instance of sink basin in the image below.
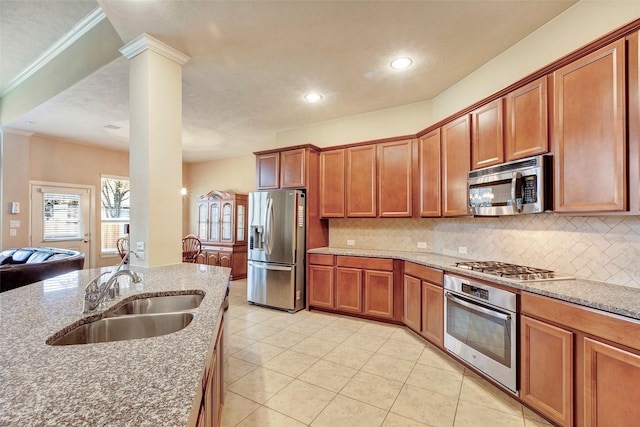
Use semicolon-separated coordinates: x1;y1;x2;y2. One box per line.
107;293;204;316
48;312;195;346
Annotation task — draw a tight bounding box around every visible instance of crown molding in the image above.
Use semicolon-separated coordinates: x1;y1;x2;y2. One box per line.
0;7;107;98
119;33;190;65
1;127;34;137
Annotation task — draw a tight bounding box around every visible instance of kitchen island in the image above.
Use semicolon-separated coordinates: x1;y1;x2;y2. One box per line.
0;263;229;426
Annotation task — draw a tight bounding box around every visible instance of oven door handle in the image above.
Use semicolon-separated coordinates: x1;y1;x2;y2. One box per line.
446;292;511;322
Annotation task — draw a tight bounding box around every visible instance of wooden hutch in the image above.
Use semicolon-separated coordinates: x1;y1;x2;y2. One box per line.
195;190;248;280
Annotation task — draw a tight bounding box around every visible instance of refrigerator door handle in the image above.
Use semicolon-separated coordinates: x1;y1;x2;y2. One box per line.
265;197;275;255
248;261;293;272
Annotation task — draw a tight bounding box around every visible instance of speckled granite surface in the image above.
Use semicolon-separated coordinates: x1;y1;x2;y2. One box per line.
309;247;640;321
0;263;230;426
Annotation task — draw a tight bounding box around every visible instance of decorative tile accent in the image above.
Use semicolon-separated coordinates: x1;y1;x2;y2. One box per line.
329;215;640;288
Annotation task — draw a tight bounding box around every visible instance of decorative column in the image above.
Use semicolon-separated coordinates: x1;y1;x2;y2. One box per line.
120;34;189;267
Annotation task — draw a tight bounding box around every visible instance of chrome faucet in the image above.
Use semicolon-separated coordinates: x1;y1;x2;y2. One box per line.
83;251;142;313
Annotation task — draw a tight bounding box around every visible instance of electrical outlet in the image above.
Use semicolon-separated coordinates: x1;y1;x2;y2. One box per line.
136;242;145;251
9;229;17;237
347;239;355;246
417;242;427;249
458;246;468;254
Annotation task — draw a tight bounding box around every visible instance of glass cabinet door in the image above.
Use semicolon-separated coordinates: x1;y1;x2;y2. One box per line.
210;202;220;242
236;204;245;242
198;204;208;240
222;203;232;241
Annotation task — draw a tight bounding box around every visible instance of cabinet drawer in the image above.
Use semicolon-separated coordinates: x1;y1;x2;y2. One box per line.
404;262;443;285
308;254;335;266
522;292;640;351
336;256;393;271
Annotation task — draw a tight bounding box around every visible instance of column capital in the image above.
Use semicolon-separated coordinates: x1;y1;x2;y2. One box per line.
119;33;190;65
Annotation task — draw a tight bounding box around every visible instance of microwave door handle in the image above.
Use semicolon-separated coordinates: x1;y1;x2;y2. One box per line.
511;172;522;213
446;292;511;322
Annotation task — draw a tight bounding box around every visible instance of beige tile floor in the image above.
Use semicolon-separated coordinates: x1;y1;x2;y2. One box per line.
223;279;552;427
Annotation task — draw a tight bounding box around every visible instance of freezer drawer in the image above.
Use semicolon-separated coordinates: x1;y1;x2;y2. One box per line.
247;261;304;312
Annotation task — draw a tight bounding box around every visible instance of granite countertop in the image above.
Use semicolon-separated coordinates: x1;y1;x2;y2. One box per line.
309;247;640;321
0;263;230;426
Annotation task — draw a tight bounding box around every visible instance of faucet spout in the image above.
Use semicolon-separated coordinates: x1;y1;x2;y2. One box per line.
82;252;143;314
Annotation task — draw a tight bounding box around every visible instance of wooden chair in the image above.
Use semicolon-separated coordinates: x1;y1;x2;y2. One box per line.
116;237;129;263
182;234;202;263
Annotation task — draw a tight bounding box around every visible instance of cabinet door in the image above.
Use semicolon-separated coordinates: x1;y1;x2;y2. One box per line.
521;315;573;427
422;281;444;348
346;145;377;217
197;203;208;241
209;201;221;243
364;270;394;319
308;264;335;309
280;148;306;188
320;150;346;218
256;153;280;189
403;275;421;332
418;129;441;217
221;202;234;242
442;115;471;216
554;38;626;213
219;252;232;268
378;140;413;217
472;99;504;169
581;337;640;427
336;267;363;313
506;76;548;161
235;200;247;244
206;251;220;266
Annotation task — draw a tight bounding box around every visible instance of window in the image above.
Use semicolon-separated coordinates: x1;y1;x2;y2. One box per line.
101;175;130;253
43;193;82;239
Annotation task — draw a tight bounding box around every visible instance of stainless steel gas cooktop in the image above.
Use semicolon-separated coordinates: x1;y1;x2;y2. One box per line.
454;261;573;282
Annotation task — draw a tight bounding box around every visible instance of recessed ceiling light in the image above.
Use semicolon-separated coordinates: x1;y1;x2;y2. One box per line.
104;124;121;130
304;93;323;103
390;57;413;70
24;120;36;125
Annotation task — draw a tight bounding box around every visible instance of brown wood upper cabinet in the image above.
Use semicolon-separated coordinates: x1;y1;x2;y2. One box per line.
319;149;346;217
417;129;441;217
553;38;626;213
471;98;504;169
378;139;413;217
255;145;320;190
346;145;377;217
442;115;471;217
505;76;549;161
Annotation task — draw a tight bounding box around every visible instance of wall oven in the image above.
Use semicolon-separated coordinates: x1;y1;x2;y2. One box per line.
443;274;517;394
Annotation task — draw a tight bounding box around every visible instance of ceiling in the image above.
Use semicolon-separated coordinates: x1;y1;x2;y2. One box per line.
0;0;577;162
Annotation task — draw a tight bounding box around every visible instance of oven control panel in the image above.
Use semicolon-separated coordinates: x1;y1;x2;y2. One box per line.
462;283;489;301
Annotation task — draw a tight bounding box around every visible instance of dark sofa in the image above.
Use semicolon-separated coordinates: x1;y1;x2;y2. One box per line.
0;247;85;293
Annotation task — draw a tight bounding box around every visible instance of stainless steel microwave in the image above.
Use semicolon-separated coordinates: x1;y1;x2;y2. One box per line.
467;155;552;216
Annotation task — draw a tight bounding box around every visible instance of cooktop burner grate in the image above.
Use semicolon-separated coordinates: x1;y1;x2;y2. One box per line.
454;261;571;281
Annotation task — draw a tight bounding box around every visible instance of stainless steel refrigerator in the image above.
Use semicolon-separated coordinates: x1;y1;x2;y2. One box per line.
247;189;306;312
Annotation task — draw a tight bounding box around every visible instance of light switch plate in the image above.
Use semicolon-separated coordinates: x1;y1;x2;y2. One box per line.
10;220;20;228
347;239;355;246
417;242;427;249
458;246;468;254
136;242;144;251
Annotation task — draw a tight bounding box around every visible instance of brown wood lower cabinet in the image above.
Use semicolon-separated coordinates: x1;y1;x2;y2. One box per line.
403;262;444;348
307;254;397;321
194;318;224;427
520;315;573;427
197;247;247;280
521;292;640;427
581;337;640;426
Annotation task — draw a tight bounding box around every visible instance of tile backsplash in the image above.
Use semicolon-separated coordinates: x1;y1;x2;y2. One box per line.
329;215;640;289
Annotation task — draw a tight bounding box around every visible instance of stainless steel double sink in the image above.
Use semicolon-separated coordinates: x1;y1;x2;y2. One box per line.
48;293;205;346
